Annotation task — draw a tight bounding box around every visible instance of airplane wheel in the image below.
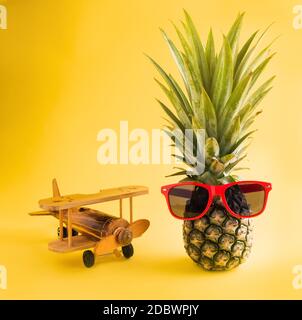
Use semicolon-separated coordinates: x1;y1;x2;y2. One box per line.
83;250;95;268
57;227;78;238
122;244;134;259
57;227;67;238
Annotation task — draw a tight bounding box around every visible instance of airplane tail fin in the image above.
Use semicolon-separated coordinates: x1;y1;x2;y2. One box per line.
52;178;61;199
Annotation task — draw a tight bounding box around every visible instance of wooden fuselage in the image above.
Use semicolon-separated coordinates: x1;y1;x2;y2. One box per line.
52;207;129;240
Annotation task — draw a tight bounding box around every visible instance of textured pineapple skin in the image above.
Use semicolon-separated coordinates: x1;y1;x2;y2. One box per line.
183;201;253;271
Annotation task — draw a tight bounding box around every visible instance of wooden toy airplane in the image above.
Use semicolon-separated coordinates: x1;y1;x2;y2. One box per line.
29;179;150;267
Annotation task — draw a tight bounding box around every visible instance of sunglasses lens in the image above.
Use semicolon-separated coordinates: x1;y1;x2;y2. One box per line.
225;182;265;217
168;185;209;219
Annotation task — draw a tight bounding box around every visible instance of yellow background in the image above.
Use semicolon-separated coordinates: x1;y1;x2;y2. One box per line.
0;0;301;299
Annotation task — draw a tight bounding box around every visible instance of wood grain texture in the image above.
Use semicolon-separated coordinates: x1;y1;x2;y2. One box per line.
113;249;122;258
52;178;61;198
54;208;129;239
39;185;148;211
129;219;150;238
59;209;64;241
119;198;123;218
67;208;73;247
129;197;133;223
28;211;54;216
94;234;119;255
48;235;96;253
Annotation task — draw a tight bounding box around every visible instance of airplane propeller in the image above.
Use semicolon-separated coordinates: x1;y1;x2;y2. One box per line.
128;219;150;238
94;219;150;255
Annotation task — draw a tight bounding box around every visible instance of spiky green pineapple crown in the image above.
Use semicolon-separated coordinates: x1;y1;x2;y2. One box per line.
149;11;275;184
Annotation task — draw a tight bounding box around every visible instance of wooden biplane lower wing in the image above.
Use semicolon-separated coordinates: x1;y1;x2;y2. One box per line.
48;235;97;253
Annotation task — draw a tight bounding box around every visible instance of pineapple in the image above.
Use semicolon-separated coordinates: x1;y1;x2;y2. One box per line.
149;11;274;270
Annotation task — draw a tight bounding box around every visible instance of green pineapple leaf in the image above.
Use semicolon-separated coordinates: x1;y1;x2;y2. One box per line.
172;22;193;57
220;153;237;166
221;116;241;155
234;38;276;86
224;155;247;174
150;12;275;183
234;22;274;83
147;55;192;117
209;158;225;175
161;30;194;100
157;99;186;132
229;130;257;154
227;12;245;63
165;170;187;177
201;88;217;138
205;28;216;78
248;53;276;91
235;30;259;71
205;137;220;165
248;76;275;107
210;36;234;115
183;10;211;91
220;72;252;137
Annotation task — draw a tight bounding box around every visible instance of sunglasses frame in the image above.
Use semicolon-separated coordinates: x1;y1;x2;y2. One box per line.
161;181;272;220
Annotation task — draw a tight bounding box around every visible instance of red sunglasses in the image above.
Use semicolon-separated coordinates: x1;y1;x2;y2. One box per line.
161;181;272;220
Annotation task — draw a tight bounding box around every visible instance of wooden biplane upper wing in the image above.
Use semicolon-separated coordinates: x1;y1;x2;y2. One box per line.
39;185;148;211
